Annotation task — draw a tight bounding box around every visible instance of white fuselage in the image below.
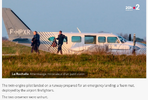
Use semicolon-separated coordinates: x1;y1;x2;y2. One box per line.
37;32;146;55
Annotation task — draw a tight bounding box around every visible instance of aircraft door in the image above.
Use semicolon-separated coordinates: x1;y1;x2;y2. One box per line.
84;35;97;51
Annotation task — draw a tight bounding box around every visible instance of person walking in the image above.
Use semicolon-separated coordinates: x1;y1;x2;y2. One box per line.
56;30;68;54
31;31;40;54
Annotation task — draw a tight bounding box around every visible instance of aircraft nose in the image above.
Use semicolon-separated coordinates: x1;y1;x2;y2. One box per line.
136;48;146;55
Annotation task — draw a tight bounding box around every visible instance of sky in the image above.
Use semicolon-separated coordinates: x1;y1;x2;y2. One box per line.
2;0;146;39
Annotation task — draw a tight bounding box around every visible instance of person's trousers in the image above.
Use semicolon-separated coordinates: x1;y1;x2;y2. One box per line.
31;45;39;53
58;44;62;52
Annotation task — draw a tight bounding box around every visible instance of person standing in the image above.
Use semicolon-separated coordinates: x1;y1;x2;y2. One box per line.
56;30;68;54
31;31;40;54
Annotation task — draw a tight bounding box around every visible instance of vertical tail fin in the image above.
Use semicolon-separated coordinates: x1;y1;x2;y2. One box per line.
2;8;33;40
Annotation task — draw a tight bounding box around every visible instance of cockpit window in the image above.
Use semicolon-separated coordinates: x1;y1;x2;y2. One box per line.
107;37;119;43
118;36;127;43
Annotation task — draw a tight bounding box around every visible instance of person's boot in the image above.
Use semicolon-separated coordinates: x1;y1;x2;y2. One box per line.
31;47;33;53
60;50;63;54
38;50;40;55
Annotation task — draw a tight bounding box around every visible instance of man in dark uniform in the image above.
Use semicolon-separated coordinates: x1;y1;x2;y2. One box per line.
56;30;68;54
31;31;40;54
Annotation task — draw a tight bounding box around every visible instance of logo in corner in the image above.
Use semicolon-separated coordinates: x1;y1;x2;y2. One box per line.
125;4;140;11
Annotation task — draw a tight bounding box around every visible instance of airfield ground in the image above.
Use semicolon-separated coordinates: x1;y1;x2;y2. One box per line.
2;40;146;78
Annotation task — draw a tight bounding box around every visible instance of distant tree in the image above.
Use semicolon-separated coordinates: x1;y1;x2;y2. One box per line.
136;37;144;42
144;37;146;42
117;33;129;40
123;34;128;40
2;37;8;40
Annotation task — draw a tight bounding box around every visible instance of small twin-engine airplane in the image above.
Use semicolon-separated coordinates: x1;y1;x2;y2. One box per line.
2;8;146;55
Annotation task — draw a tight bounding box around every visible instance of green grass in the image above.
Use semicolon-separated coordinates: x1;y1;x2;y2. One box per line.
2;40;146;78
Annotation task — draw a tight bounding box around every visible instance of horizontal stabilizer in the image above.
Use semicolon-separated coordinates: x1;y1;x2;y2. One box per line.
12;38;31;44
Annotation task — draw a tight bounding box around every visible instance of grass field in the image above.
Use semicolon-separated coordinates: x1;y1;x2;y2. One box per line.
2;40;146;78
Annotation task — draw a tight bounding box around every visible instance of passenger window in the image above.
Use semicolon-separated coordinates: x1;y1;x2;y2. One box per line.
85;35;96;44
72;36;81;42
48;37;55;41
98;37;106;43
107;37;119;43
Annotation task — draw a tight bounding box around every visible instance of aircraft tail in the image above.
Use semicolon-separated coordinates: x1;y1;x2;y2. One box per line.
2;8;33;41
